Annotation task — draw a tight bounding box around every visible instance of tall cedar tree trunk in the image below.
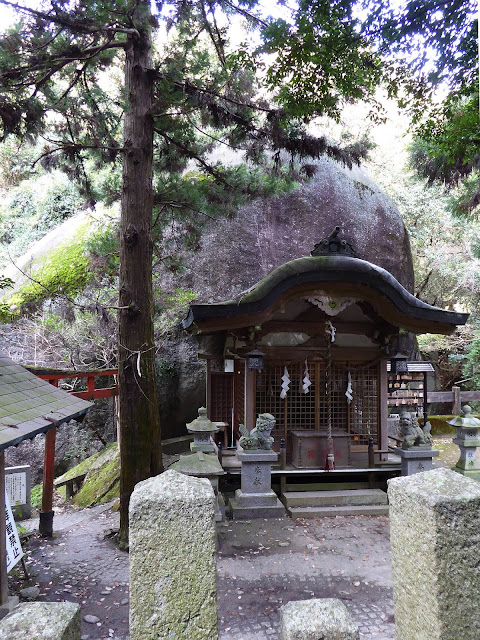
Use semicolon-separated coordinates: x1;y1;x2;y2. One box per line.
118;2;163;544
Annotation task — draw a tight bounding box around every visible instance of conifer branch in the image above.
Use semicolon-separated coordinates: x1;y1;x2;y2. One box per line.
0;0;140;36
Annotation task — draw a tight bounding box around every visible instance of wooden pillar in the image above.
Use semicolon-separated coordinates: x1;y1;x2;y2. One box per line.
0;451;7;606
87;374;95;399
245;367;255;430
453;386;461;416
206;360;211;416
423;372;428;427
39;426;56;537
378;358;388;457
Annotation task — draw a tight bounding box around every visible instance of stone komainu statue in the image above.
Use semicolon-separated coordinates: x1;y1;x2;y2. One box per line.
239;413;276;450
400;411;433;449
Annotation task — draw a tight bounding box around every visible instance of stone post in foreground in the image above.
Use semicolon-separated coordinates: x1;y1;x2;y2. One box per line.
0;602;80;639
279;599;359;640
388;467;480;640
129;469;218;640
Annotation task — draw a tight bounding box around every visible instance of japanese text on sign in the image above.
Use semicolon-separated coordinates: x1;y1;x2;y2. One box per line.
5;489;23;572
5;472;27;505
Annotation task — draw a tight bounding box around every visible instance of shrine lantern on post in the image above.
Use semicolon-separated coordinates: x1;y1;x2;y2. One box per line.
390;353;409;377
448;406;480;480
186;407;219;453
246;347;265;372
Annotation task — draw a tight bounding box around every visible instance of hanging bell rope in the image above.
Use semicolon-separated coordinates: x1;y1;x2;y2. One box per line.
325;320;335;471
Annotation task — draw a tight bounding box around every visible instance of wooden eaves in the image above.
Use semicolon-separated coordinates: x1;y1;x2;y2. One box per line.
183;256;469;336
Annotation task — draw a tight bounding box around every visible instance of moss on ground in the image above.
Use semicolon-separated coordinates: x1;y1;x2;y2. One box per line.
425;416;460;436
54;444;117;485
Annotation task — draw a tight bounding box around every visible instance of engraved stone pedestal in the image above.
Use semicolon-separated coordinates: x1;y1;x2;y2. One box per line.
395;446;439;476
229;450;285;519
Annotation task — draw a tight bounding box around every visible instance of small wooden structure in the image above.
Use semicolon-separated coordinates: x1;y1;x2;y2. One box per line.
0;351;92;613
183;232;468;469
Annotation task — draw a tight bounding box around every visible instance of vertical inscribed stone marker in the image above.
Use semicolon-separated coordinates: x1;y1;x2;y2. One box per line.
129;469;218;640
388;467;480;640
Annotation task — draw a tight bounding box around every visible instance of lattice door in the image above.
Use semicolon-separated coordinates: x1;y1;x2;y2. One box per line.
210;372;233;424
255;361;379;446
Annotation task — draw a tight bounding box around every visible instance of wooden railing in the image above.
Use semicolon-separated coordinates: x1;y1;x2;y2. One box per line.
26;367;118;400
427;386;480;415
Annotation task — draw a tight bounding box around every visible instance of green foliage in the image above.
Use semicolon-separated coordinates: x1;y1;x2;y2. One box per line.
30;483;42;510
85;219;119;278
260;0;384;122
367;0;480;216
408;89;480;216
461;327;480;389
0;273;13;317
365;0;477;89
0;171;82;261
153;285;198;336
0;138;40;188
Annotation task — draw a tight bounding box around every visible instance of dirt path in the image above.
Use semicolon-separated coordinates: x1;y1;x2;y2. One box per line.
12;505;394;640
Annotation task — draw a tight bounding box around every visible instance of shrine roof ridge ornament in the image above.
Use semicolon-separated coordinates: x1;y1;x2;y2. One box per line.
311;226;356;257
182;255;469;335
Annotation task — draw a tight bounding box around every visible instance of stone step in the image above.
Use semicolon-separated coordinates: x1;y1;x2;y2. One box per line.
288;504;389;518
283;488;388;508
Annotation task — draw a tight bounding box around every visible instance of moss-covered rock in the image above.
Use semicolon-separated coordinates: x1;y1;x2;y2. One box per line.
5;225;91;315
426;415;460;435
54;443;120;508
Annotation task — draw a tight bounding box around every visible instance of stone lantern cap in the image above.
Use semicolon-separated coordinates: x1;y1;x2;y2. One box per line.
448;405;480;428
171;451;224;477
186;407;219;434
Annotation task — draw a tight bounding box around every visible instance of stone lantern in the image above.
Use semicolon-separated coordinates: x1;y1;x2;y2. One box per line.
186;406;218;453
171;451;225;522
448;405;480;480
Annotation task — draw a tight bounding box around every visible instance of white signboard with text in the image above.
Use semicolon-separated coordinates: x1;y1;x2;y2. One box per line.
5;471;27;506
5;489;23;572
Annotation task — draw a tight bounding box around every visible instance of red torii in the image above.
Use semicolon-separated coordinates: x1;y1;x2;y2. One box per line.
28;368;118;534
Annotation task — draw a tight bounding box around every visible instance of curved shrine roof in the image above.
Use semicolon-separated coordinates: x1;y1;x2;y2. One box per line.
183;256;468;335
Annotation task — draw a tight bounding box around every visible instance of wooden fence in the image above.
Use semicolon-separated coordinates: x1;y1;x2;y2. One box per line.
427;386;480;415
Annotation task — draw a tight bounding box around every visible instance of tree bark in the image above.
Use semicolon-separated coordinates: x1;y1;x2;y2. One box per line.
118;0;163;544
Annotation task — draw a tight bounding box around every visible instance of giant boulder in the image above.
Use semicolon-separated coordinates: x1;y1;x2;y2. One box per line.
158;156;414;438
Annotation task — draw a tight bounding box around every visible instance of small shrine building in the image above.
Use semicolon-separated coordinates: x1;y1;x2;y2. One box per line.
183;230;468;469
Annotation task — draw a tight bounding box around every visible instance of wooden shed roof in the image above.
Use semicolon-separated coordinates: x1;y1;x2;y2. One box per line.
0;352;92;451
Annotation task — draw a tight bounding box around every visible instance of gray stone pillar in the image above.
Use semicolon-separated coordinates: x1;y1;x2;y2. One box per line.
279;598;359;639
0;602;80;639
395;447;439;475
388;467;480;640
129;469;218;640
229;450;285;519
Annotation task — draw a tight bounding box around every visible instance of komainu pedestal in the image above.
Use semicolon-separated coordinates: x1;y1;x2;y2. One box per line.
229;450;285;519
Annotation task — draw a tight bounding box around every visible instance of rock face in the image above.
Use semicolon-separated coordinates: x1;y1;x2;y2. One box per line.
159;156;414;437
169;156;414;302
